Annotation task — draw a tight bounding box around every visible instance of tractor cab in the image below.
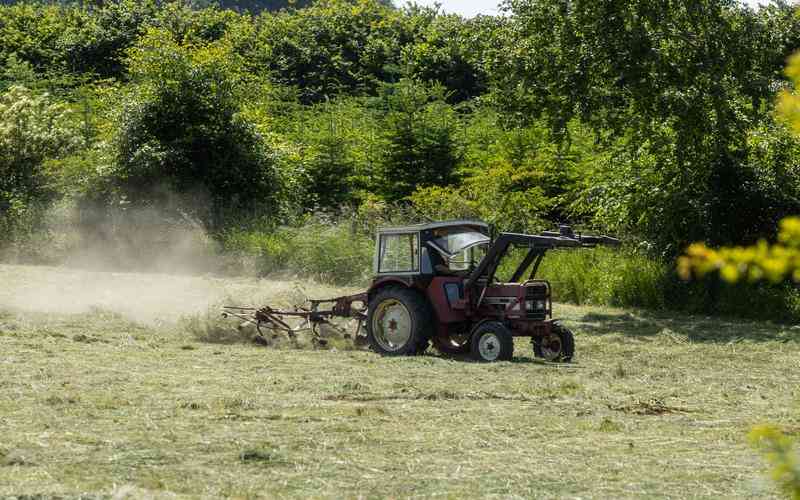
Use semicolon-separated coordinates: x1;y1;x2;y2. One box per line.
373;220;490;278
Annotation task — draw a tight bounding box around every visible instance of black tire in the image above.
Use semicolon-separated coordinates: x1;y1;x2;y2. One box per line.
432;334;470;356
470;321;514;362
533;323;575;362
366;287;433;356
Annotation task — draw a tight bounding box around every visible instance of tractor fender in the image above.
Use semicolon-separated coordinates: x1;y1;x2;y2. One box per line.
367;276;415;301
467;318;507;339
367;277;442;328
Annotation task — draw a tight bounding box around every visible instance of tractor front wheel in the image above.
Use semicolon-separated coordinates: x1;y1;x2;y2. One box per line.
470;322;514;362
533;324;575;362
366;287;433;356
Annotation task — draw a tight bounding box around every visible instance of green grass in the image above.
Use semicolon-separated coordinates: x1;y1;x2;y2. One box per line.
1;265;799;498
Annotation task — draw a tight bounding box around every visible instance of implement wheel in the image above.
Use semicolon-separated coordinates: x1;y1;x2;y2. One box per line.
470;321;514;362
533;323;575;362
366;287;433;356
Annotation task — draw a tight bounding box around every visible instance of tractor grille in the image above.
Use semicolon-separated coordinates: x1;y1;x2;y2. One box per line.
525;282;549;320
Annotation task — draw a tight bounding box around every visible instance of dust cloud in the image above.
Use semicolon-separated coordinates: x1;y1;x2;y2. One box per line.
0;202;349;324
0;264;304;324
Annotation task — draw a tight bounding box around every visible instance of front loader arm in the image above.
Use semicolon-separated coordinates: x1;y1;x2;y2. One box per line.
465;227;621;291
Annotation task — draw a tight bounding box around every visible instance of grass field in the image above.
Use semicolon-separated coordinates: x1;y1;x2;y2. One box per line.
1;264;799;498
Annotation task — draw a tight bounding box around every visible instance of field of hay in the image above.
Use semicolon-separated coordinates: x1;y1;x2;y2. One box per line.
1;264;798;498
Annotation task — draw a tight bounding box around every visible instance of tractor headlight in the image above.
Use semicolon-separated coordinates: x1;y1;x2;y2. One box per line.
526;300;546;311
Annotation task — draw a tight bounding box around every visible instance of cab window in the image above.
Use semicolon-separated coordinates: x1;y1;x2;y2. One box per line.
449;244;487;271
379;233;419;273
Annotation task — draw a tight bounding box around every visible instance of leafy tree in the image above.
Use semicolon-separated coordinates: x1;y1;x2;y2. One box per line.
0;53;38;91
0;4;66;71
501;0;800;254
250;0;411;102
156;2;245;45
0;86;79;236
377;80;461;201
111;28;280;230
217;0;314;11
679;44;800;283
59;1;159;77
409;166;551;233
402;14;497;102
212;0;392;12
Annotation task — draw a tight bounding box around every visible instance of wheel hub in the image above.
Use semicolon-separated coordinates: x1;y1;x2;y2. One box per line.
478;332;501;361
372;299;412;351
540;334;562;360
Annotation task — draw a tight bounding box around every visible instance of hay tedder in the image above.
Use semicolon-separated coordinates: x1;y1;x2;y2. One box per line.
223;220;619;362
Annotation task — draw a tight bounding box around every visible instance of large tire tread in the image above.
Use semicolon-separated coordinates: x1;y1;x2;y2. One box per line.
470;321;514;362
366;286;433;356
533;323;575;362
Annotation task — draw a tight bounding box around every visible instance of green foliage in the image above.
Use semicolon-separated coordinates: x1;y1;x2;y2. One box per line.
400;14;496;102
111;28;280;230
223;217;373;285
156;2;246;45
681;217;800;284
259;96;383;211
0;86;79;241
777;48;800;136
679;48;800;286
0;0;798;324
250;0;405;102
0;3;66;72
503;0;800;252
536;248;667;310
409;115;601;232
0;2;159;80
59;1;159;77
750;425;800;500
378;80;462;201
0;53;37;91
409;165;550;234
217;0;318;12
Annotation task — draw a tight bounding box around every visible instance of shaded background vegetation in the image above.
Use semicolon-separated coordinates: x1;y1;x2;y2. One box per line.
1;0;800;320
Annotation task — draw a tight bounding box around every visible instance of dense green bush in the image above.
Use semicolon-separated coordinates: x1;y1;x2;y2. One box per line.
110;28;280;231
262;96;383;210
401;13;495;102
377;80;462;200
250;0;405;102
223;218;373;285
0;86;79;244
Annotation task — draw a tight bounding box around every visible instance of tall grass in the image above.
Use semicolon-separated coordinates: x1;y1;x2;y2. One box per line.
222;220;373;286
537;247;667;309
538;247;800;322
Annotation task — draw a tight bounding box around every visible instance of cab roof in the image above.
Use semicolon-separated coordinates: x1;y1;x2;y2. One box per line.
377;219;489;234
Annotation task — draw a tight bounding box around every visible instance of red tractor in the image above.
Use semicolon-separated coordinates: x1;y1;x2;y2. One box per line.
224;220;619;362
364;220;618;362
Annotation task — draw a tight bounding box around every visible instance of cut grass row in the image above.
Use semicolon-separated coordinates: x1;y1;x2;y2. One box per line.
1;298;799;498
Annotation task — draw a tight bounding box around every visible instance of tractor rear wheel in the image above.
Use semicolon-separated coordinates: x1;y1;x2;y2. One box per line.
470;322;514;362
366;287;433;356
533;323;575;362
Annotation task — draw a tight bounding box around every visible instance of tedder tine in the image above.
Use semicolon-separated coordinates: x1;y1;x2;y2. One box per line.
222;292;369;346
